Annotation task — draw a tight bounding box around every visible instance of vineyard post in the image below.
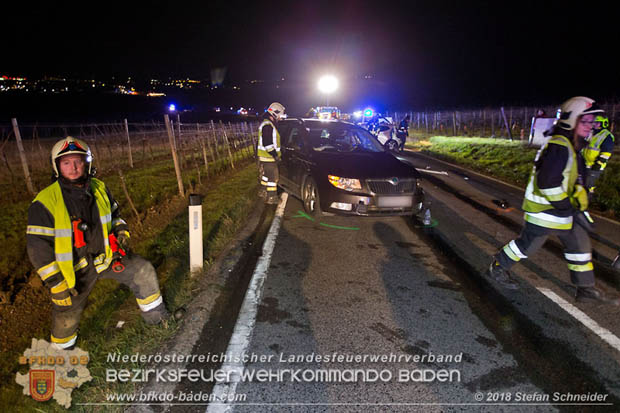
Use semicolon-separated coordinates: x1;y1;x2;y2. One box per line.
11;118;35;195
164;114;185;197
222;127;235;169
124;119;133;168
452;111;457;136
501;107;512;141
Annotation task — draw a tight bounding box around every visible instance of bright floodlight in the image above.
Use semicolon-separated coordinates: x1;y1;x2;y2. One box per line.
318;75;339;94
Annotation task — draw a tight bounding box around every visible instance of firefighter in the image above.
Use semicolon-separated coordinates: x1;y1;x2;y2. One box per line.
26;137;169;350
582;113;614;192
257;102;285;204
487;97;619;305
397;115;410;151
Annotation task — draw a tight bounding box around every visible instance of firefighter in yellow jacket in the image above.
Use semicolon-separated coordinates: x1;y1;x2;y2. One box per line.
582;113;614;192
26;137;169;350
257;102;285;204
487;97;618;305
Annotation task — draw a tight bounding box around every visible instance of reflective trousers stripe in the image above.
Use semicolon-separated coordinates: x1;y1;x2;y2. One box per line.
565;252;592;261
51;333;77;349
38;262;60;280
50;280;69;294
52;297;72;306
567;262;594;272
137;295;163;312
503;244;521;262
503;240;528;262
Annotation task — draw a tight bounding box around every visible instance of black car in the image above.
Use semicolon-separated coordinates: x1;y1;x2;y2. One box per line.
277;118;424;216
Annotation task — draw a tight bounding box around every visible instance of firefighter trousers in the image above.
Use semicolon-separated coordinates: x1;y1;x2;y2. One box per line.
258;161;279;202
50;254;168;349
496;221;594;287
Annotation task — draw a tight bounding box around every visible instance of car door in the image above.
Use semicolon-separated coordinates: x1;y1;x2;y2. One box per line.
279;121;302;195
280;123;309;197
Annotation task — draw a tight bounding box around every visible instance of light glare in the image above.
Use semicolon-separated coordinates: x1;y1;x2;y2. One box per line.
318;75;339;94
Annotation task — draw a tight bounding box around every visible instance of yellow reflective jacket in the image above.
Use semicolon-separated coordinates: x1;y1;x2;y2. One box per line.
28;178;114;289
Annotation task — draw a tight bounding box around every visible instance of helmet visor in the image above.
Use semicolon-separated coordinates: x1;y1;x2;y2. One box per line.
57;140;88;156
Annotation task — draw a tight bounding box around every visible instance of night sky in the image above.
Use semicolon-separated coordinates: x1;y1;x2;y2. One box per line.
3;0;618;112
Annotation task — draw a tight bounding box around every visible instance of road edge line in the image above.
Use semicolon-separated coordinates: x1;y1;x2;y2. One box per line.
537;287;620;352
206;192;288;413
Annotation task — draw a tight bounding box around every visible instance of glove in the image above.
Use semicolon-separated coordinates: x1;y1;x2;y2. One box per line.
116;230;131;254
574;211;595;233
573;184;589;212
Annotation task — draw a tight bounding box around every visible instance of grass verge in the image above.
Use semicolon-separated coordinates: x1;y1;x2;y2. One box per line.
0;161;258;411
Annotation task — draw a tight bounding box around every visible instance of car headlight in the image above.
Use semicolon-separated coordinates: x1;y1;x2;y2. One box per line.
328;175;362;191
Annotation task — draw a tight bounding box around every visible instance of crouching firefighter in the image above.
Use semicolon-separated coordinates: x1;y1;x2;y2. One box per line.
257;102;285;204
487;97;619;305
26;137;170;350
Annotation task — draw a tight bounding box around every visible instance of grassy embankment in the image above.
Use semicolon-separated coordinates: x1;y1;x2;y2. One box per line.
0;148;259;411
407;136;620;218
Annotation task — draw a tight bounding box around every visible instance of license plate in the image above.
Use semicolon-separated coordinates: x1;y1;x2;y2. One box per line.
377;196;413;207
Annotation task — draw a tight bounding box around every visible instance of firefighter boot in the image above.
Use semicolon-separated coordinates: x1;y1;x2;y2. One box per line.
487;260;519;290
575;286;620;305
612;252;620;271
266;192;279;205
142;302;170;324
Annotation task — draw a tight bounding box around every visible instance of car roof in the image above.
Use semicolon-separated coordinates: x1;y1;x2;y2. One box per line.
284;118;356;128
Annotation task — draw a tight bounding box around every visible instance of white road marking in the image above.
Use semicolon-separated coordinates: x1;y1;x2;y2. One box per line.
537;288;620;352
206;192;288;413
415;168;448;175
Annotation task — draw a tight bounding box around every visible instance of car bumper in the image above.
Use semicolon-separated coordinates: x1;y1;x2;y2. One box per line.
321;187;425;217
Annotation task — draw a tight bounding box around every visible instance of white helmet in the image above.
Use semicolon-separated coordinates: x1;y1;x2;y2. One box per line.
557;96;603;130
267;102;285;120
51;136;93;178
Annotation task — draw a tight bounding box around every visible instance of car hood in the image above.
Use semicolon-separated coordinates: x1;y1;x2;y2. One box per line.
311;151;418;179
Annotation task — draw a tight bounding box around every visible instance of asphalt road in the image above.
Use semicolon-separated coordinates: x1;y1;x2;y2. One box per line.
133;151;620;413
223;153;620;412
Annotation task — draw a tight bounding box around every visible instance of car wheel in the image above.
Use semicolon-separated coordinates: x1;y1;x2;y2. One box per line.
385;139;398;151
302;177;322;216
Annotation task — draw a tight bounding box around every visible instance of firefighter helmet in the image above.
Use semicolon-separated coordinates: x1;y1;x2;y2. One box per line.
557;96;603;130
267;102;285;120
594;114;609;130
51;137;93;178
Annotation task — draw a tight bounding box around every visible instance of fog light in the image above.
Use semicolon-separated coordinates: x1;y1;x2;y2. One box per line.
330;202;353;211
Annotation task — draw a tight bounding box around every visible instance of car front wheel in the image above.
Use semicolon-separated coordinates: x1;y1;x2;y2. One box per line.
302;177;322;216
385;139;399;151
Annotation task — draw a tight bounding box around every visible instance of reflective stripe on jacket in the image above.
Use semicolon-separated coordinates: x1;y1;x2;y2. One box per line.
30;178;114;289
522;135;578;230
582;129;614;170
257;119;280;162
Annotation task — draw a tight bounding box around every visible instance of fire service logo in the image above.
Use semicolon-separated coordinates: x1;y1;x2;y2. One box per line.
16;338;92;408
29;370;55;402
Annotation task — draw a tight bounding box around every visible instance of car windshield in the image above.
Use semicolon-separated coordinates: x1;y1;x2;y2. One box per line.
308;124;385;153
